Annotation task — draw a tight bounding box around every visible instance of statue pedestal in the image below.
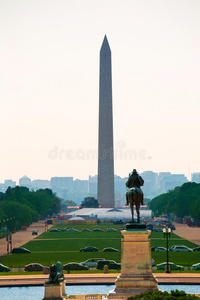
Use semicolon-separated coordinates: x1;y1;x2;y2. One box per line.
43;279;68;300
107;227;158;299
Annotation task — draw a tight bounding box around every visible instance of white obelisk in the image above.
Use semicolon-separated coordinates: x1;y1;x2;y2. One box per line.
98;35;115;208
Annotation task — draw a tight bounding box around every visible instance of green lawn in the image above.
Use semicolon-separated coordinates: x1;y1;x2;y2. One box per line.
23;238;121;253
150;234;197;249
152;251;200;266
0;224;199;270
35;231;121;240
0;251;121;267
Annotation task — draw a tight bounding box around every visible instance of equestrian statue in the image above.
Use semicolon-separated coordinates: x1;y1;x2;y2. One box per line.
126;169;144;223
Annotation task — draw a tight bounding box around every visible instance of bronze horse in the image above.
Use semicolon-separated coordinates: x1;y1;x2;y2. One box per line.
126;187;143;223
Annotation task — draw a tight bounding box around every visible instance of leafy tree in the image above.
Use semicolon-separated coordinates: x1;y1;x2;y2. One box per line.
14;186;23;203
150;182;200;221
0;192;5;202
0;201;35;231
62;200;77;206
80;197;99;208
0;187;61;232
5;187;16;201
0;207;7;230
20;186;29;193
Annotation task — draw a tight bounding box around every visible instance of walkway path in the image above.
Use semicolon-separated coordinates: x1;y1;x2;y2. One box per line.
1;273;200;286
0;220;51;255
174;223;200;246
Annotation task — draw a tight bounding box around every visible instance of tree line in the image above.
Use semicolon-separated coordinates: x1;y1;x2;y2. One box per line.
149;182;200;221
0;186;61;232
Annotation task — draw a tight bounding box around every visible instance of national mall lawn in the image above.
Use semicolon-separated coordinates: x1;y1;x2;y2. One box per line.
0;224;199;271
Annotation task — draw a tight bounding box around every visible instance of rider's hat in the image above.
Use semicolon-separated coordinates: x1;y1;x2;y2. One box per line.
132;169;137;173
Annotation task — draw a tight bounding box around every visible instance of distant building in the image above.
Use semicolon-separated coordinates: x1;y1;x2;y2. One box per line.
114;176;127;196
89;175;98;196
115;193;125;207
158;172;171;190
191;173;200;183
141;171;158;197
160;173;188;191
31;180;50;190
1;170;190;203
4;179;16;188
50;177;73;189
73;179;88;191
19;175;31;187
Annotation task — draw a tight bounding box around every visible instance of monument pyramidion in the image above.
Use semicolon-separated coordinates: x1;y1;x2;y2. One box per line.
98;35;115;208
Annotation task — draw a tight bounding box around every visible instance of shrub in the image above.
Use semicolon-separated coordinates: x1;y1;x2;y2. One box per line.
127;290;199;300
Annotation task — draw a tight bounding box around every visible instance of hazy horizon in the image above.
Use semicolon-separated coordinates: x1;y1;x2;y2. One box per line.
1;0;200;182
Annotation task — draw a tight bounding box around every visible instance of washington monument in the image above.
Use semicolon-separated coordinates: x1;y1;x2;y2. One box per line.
97;35;115;208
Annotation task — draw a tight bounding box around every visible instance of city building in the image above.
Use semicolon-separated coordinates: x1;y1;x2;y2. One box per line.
191;172;200;183
4;179;16;188
31;180;50;190
73;179;88;191
159;173;188;191
19;175;31;187
50;177;73;189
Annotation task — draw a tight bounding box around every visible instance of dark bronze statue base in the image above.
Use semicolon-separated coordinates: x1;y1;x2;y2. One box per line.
125;222;146;230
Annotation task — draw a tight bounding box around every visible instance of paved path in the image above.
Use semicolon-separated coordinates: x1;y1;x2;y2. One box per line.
1;273;200;286
174;223;200;246
0;220;51;255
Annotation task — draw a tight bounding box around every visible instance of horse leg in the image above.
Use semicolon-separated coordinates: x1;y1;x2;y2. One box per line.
136;204;140;223
131;200;134;223
137;196;141;223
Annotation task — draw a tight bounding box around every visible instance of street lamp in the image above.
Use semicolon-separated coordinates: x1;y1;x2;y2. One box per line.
163;227;171;273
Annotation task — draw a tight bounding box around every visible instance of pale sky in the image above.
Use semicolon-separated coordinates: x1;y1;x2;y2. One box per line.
1;0;200;183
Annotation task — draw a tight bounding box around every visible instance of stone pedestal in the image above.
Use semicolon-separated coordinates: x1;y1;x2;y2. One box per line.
43;280;68;300
107;228;158;299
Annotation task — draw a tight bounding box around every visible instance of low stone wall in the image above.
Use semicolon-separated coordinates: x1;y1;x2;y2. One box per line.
69;294;107;299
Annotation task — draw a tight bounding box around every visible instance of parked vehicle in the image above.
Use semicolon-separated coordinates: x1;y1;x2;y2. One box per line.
0;263;10;272
80;246;98;252
151;246;158;252
172;245;192;252
154;247;167;252
107;228;117;232
25;263;43;271
80;258;105;268
65;228;78;232
63;263;89;271
103;247;119;252
49;228;61;232
192;263;200;270
169;245;176;251
32;230;38;235
193;246;200;252
157;262;184;271
11;247;31;254
96;260;121;270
